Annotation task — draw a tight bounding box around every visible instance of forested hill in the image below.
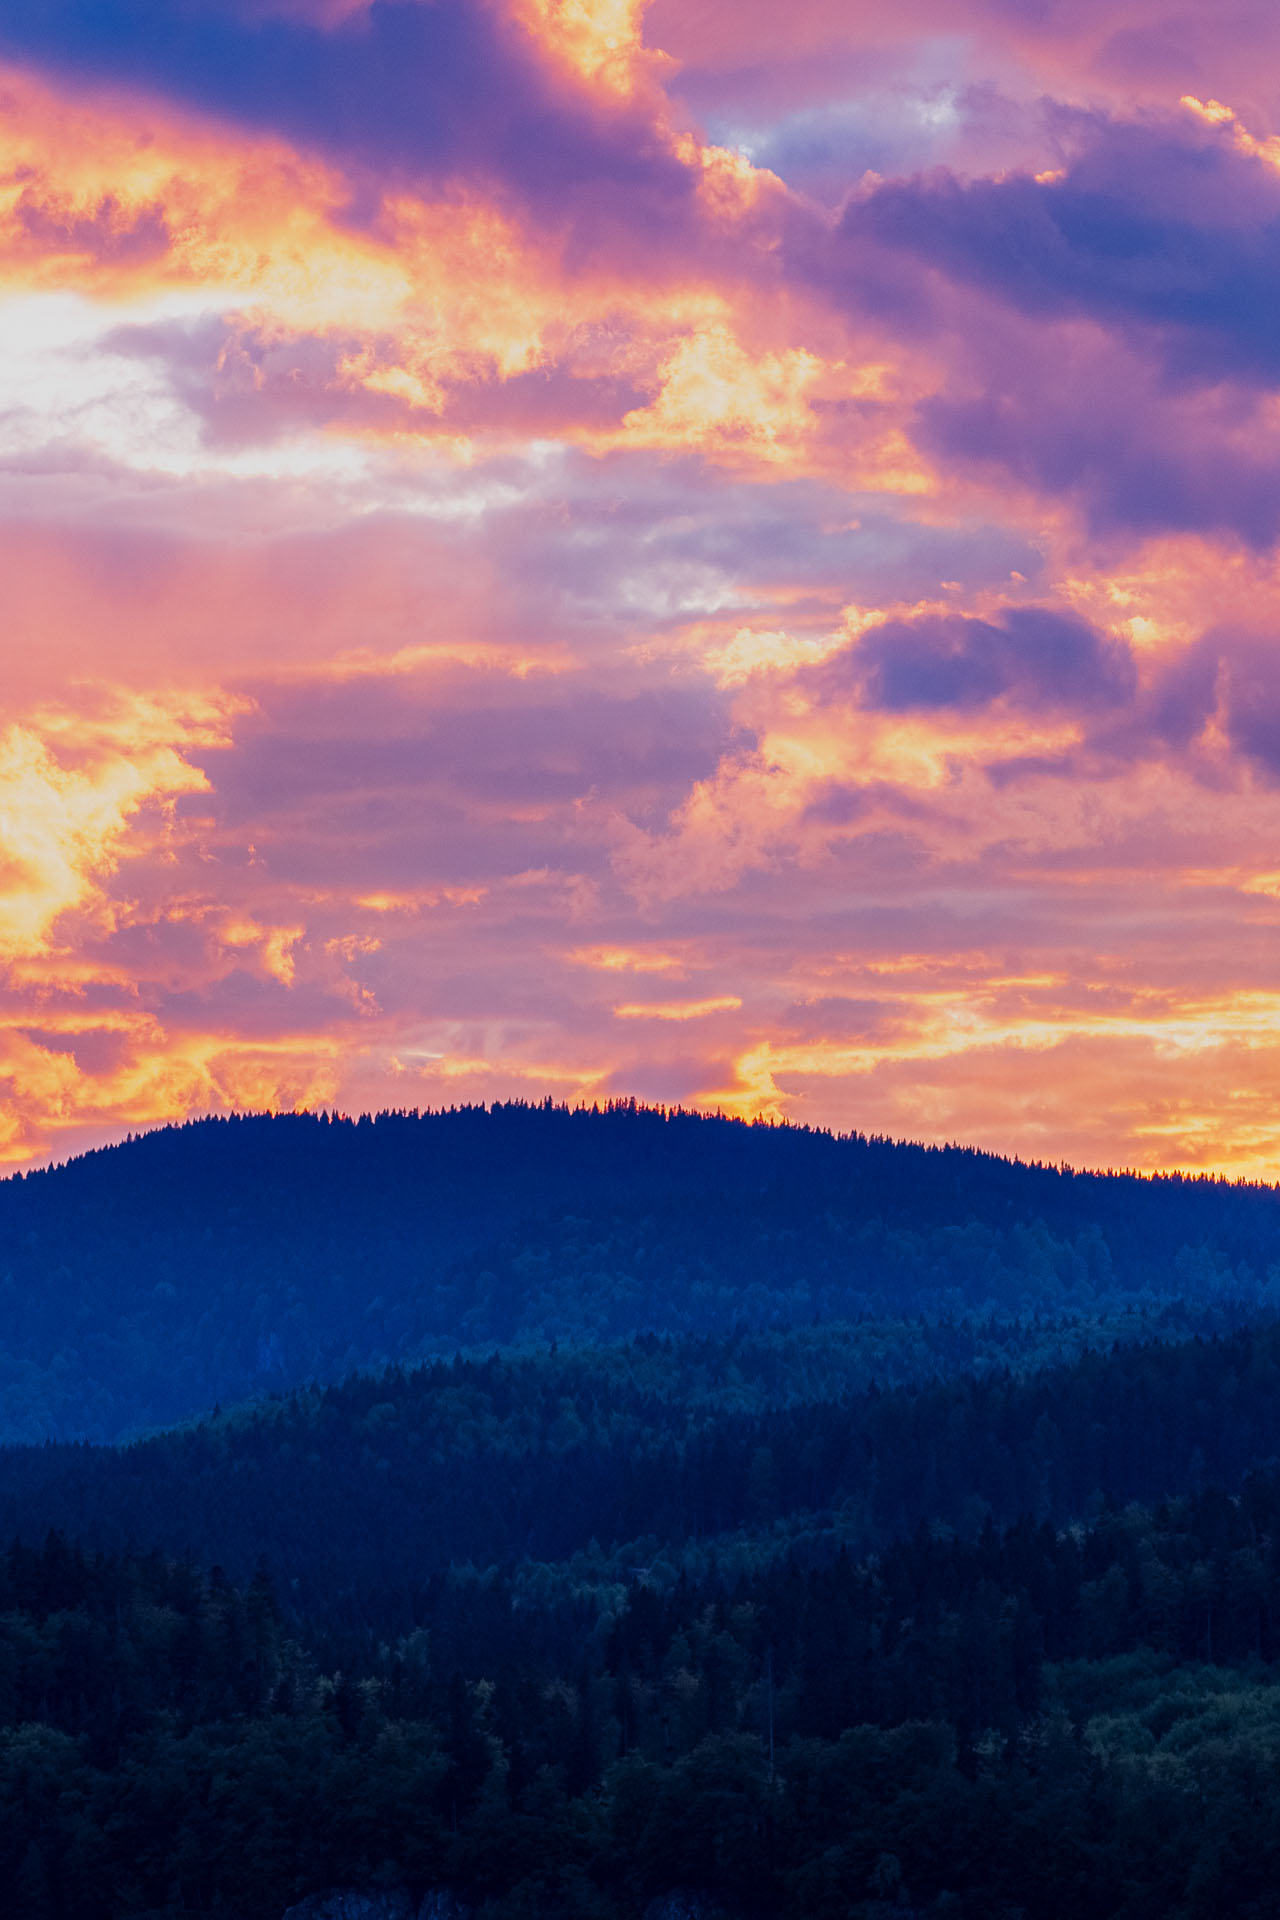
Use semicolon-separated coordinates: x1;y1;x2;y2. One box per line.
11;1106;1280;1918
15;1477;1280;1919
15;1329;1280;1917
3;1101;1280;1441
8;1320;1280;1636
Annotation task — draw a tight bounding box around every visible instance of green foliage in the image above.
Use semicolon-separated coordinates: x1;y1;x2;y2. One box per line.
13;1475;1280;1918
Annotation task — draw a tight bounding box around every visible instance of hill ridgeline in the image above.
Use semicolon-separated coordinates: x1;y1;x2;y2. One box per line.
1;1100;1278;1441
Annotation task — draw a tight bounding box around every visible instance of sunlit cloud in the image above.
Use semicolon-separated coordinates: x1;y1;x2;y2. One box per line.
612;994;743;1020
0;692;238;962
4;3;1280;1178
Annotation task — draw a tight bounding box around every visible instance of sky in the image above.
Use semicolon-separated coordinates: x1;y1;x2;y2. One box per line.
4;0;1280;1175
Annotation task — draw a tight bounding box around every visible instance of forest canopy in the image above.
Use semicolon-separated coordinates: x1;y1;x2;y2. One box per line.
1;1103;1278;1444
5;1105;1280;1918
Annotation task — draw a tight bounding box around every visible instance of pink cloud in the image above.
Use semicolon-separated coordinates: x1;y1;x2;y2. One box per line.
5;3;1280;1178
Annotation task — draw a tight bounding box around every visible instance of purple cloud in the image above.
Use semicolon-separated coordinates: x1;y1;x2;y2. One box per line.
844;113;1280;387
0;0;694;226
919;353;1280;547
187;664;751;893
809;604;1136;714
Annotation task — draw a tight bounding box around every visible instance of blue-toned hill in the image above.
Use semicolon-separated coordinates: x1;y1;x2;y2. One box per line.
1;1099;1278;1440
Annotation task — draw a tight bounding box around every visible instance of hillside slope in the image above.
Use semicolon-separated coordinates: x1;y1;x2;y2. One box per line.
6;1320;1280;1636
2;1101;1279;1440
11;1329;1280;1919
7;1109;1280;1917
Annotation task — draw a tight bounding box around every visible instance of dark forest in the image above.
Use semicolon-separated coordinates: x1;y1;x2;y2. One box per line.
6;1104;1280;1918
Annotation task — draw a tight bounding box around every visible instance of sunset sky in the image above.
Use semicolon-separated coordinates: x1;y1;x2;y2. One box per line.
5;0;1280;1174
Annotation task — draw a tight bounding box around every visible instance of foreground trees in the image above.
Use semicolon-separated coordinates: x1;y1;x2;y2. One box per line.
8;1478;1280;1918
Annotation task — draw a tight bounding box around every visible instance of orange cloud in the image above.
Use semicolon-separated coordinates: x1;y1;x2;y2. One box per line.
612;994;742;1019
0;1018;344;1167
514;0;663;95
0;692;236;963
6;7;1280;1189
0;50;935;488
568;945;688;973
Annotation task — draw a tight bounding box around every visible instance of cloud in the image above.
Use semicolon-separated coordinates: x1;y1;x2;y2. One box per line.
10;616;1280;1178
901;308;1280;548
194;663;745;857
758;103;1280;547
0;0;694;226
0;694;235;963
810;604;1136;715
10;0;1280;1185
847;110;1280;387
1210;631;1280;781
647;0;1280;148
